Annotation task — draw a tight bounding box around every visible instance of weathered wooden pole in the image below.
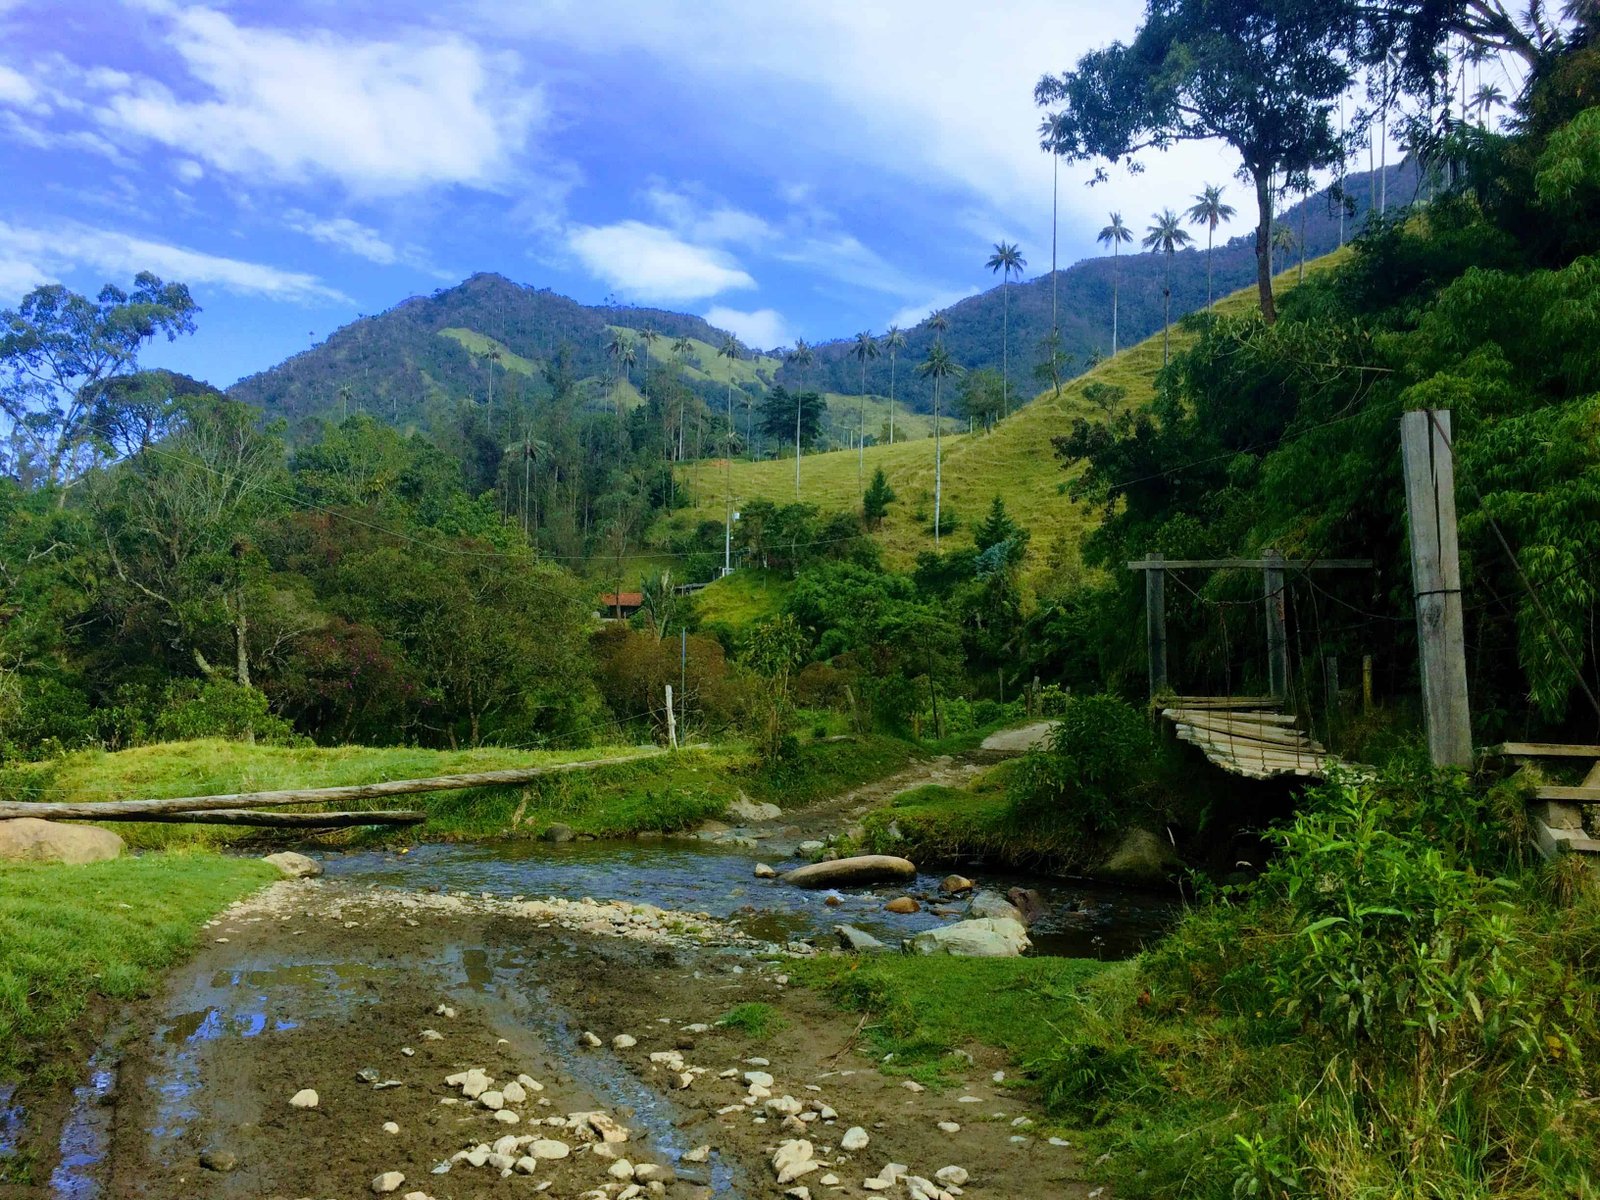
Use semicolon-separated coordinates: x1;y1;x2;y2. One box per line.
1146;551;1168;698
1263;548;1289;700
665;684;678;749
1400;408;1472;767
1362;654;1374;710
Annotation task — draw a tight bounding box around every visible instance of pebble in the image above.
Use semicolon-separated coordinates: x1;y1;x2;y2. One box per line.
1048;1136;1071;1147
420;1029;444;1041
529;1139;571;1160
383;1121;401;1135
956;1095;982;1104
401;1047;415;1057
884;897;920;914
613;1034;638;1049
992;1071;1005;1083
289;1089;319;1109
819;1174;840;1186
937;1121;960;1133
900;1080;925;1093
682;1145;711;1163
371;1172;406;1194
840;1127;870;1152
580;1031;603;1047
494;1109;520;1125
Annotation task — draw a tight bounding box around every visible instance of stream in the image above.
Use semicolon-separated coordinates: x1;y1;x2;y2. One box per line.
321;837;1180;959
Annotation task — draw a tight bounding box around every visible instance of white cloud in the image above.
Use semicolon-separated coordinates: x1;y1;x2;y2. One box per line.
884;286;979;332
84;6;544;195
567;220;755;303
645;187;772;246
704;305;792;350
0;254;47;300
286;212;397;265
0;220;348;305
0;63;38;110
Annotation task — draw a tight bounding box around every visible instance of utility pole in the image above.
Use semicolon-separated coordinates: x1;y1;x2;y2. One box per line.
1400;409;1472;766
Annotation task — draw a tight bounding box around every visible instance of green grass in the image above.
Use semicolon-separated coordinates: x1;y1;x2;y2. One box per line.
667;254;1349;592
690;569;795;639
794;954;1109;1087
718;1001;785;1037
0;851;276;1080
438;327;541;376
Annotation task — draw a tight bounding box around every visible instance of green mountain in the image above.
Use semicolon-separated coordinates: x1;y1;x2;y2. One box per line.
230;162;1417;436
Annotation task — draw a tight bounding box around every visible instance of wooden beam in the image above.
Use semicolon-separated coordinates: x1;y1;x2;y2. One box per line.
68;809;428;827
1167;695;1281;709
1165;707;1301;725
1534;785;1600;802
1490;742;1600;758
1401;409;1472;768
1127;558;1374;570
0;746;676;822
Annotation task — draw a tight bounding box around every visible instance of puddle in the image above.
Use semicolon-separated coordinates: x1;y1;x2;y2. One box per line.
0;1082;22;1162
49;1051;116;1199
323;840;1180;959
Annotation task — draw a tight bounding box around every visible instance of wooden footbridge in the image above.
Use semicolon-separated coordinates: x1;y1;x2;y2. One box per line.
1160;696;1338;781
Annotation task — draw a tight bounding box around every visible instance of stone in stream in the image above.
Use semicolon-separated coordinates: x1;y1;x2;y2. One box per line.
906;918;1031;957
753;863;777;879
542;823;575;843
968;890;1025;923
0;818;122;865
682;1145;711;1163
289;1088;319;1109
782;855;916;889
940;874;975;894
884;896;920;914
263;850;321;878
371;1172;405;1194
1006;887;1050;926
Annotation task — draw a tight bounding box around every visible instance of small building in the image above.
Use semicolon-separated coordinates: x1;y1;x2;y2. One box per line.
597;591;644;620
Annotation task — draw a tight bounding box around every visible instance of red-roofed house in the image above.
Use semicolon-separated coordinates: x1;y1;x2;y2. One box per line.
597;591;645;619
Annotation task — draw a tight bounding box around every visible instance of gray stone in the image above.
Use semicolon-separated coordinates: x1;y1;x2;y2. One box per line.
968;890;1024;923
263;850;321;878
833;924;889;953
940;874;975;894
371;1171;405;1194
542;823;575;843
754;863;777;879
0;818;122;865
1006;887;1049;926
1098;827;1182;884
906;918;1030;958
783;855;916;889
728;796;783;823
199;1148;238;1172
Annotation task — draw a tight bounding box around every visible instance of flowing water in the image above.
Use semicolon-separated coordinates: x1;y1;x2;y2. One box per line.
323;838;1180;959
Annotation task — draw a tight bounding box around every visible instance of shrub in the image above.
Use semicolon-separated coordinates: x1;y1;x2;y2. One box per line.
152;679;303;745
1006;693;1152;834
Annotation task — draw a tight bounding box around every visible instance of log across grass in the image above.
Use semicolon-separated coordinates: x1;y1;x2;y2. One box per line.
0;729;940;849
0;852;277;1081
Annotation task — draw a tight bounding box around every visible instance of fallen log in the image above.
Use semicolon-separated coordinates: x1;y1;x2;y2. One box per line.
0;745;680;821
67;809;427;827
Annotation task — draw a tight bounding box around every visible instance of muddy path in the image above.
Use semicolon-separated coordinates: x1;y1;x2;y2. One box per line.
7;878;1098;1200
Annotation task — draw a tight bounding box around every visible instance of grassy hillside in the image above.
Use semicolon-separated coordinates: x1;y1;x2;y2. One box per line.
669;253;1348;587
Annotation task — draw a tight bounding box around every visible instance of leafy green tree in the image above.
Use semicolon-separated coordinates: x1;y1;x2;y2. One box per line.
916;344;963;548
1;274;198;495
974;495;1029;563
1185;184;1237;308
1097;214;1135;355
883;325;907;444
958;368;1005;433
742;612;808;761
862;467;897;530
758;386;824;454
1142;209;1195;365
1037;0;1357;323
985;241;1027;416
851;331;879;490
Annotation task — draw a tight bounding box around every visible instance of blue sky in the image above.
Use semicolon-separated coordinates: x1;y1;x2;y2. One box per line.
0;0;1241;386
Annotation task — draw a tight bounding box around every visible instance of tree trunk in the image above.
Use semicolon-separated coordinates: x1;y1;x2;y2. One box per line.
1001;279;1009;417
858;357;866;492
933;380;943;548
1111;245;1121;355
1253;170;1278;324
1206;226;1215;308
888;352;896;444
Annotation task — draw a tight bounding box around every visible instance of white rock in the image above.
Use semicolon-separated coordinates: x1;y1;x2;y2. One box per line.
518;1074;545;1091
420;1029;444;1041
901;1079;926;1092
785;1189;811;1200
494;1109;520;1125
445;1072;468;1086
754;863;778;878
462;1070;492;1099
515;1156;539;1175
383;1121;401;1134
863;1181;892;1192
371;1172;405;1194
494;1136;521;1156
435;1004;457;1018
771;1139;816;1185
465;1146;490;1167
937;1121;961;1133
478;1090;503;1110
744;1070;775;1089
503;1081;527;1104
290;1089;319;1109
613;1034;638;1049
935;1165;969;1186
877;1164;908;1184
683;1144;711;1163
607;1158;636;1180
675;1072;694;1090
580;1031;603;1047
748;1084;772;1100
529;1139;571;1160
840;1127;870;1152
767;1095;803;1115
402;1193;433;1200
956;1095;982;1104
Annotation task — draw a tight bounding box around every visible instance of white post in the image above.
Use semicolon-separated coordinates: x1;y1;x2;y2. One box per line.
664;684;678;750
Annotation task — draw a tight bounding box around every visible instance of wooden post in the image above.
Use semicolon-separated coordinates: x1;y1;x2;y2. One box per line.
1362;654;1374;711
1146;551;1167;698
1323;654;1340;722
664;684;678;750
1400;409;1472;767
997;668;1004;705
1263;548;1288;700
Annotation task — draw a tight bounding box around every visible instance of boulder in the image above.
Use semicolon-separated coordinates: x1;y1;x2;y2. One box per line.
754;863;777;879
905;918;1030;958
1098;827;1182;884
783;855;916;889
968;890;1024;923
728;796;783;823
884;896;920;914
0;818;123;865
542;823;575;843
833;925;889;953
940;874;975;895
1006;887;1049;926
263;851;321;878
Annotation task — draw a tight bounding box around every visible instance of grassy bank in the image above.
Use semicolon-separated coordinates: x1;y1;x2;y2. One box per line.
0;729;942;849
802;767;1600;1198
0;852;276;1081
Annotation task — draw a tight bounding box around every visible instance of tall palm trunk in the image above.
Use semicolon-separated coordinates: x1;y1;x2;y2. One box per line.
794;386;802;498
1205;224;1215;308
1111;243;1121;355
888;350;897;443
1050;155;1058;339
1162;249;1173;365
857;356;867;493
933;379;943;548
1001;276;1010;418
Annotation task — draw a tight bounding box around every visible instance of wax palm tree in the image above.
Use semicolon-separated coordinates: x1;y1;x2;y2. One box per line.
1474;83;1506;128
984;242;1026;417
928;309;950;345
669;335;694;462
883;326;907;444
717;336;740;456
639;325;659;406
917;345;962;548
717;336;740;566
1185;185;1236;309
1097;213;1134;355
785;339;815;497
1142;210;1194;366
851;331;879;491
1270;221;1297;277
1039;112;1067;352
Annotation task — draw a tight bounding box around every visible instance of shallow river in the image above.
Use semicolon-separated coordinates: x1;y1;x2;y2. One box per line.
323;838;1181;959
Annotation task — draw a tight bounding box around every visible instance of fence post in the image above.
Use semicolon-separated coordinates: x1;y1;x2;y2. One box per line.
1146;551;1167;698
1400;409;1472;767
1263;548;1288;700
664;684;678;750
